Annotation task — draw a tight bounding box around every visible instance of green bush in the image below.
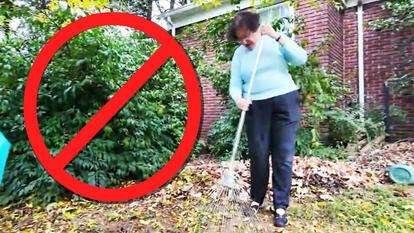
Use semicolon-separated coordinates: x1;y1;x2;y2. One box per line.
294;123;314;157
325;104;407;147
206;102;248;160
0;6;191;206
325;107;384;146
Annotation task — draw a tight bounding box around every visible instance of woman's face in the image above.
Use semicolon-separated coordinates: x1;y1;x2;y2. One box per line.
236;27;259;49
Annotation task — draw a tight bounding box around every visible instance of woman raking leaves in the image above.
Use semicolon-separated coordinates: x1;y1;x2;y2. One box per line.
227;10;308;228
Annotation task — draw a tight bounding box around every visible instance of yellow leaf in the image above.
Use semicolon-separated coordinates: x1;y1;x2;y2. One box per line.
69;224;78;233
87;219;97;228
408;219;414;225
35;205;43;211
139;219;150;225
163;199;172;205
212;0;222;7
106;212;122;221
63;211;75;219
283;0;292;6
34;212;46;220
361;204;372;212
49;0;59;10
61;19;72;28
63;208;79;219
380;217;390;225
21;230;33;233
175;217;183;228
57;201;67;207
316;201;325;207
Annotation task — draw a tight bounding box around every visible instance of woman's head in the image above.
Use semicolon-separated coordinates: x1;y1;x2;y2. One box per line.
227;10;261;49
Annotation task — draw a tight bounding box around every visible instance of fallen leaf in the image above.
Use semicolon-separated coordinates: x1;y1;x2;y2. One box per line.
182;183;193;192
380;217;390;225
319;194;334;201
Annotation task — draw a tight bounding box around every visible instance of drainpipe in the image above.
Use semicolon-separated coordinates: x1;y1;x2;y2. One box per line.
383;80;390;141
166;16;176;36
357;0;365;114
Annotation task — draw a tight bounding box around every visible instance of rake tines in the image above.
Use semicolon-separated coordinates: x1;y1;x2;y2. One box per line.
195;171;262;233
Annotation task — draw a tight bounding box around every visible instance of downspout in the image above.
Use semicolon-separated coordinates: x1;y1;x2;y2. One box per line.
383;80;390;141
357;0;365;114
166;16;176;36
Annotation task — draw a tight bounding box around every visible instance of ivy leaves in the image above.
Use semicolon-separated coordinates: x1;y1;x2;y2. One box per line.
367;0;414;32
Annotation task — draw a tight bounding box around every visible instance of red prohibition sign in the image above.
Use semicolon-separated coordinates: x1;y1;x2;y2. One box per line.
23;12;202;202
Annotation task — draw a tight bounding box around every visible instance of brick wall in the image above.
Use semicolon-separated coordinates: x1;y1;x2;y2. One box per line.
179;31;224;141
296;0;330;66
344;1;414;141
327;3;344;75
343;5;359;93
296;0;343;75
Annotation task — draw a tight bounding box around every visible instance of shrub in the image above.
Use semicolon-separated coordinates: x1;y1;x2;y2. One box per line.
206;102;248;160
325;104;407;147
1;6;191;206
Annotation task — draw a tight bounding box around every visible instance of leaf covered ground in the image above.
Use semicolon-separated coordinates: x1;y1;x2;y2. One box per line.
1;141;413;233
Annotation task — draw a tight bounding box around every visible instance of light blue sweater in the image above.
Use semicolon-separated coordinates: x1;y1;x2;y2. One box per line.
229;34;308;101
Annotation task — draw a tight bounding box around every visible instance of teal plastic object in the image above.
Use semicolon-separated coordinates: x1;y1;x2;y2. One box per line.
386;164;414;185
0;131;11;185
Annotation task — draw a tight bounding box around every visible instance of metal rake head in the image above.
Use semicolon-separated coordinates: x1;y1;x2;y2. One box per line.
194;169;267;232
220;170;239;190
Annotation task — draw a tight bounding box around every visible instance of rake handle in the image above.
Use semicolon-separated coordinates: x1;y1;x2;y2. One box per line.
228;37;264;173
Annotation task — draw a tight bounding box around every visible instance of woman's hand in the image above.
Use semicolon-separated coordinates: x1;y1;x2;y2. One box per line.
260;25;279;39
260;25;284;45
235;97;252;111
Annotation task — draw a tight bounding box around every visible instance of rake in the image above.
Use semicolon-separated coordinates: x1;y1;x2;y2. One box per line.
198;36;265;232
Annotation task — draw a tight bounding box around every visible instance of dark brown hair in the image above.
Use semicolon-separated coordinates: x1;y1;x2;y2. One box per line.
227;10;260;42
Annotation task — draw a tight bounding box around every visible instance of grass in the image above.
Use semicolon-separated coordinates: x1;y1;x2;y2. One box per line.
197;184;414;233
283;185;414;233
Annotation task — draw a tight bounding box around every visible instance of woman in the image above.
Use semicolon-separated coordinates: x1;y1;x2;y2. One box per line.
227;11;308;227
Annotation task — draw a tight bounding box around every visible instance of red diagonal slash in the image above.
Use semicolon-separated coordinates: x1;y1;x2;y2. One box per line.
53;45;171;169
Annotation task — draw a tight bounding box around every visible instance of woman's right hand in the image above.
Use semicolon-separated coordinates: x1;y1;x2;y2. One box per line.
235;97;252;111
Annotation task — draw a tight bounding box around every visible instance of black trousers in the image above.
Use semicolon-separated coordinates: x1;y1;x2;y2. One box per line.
245;90;301;209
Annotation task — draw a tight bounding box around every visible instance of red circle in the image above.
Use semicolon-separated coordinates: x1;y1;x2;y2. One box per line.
23;12;201;202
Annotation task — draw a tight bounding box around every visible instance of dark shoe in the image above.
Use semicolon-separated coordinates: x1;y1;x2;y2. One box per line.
242;201;265;217
274;208;288;227
250;201;265;214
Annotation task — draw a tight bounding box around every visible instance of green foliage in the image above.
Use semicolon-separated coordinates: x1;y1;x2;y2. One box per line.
290;40;349;148
197;11;239;63
1;5;190;206
367;0;414;32
387;74;414;96
309;145;348;160
206;104;248;160
325;106;385;147
192;0;223;9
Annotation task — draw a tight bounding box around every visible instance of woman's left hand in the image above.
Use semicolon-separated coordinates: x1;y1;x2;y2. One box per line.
260;25;280;39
